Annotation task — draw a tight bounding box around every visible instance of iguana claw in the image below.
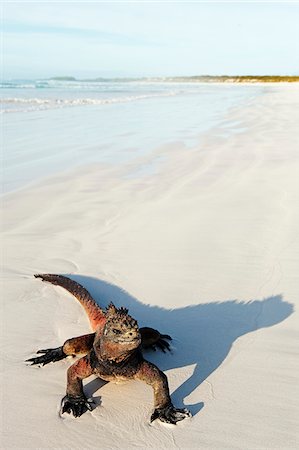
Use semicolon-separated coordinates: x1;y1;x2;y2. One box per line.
141;328;172;352
60;394;94;417
26;347;66;366
155;334;172;352
151;404;191;424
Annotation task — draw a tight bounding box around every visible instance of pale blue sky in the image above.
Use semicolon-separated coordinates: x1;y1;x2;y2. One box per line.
2;1;299;79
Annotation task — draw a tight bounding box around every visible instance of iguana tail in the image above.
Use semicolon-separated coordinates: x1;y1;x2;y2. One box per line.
34;274;106;331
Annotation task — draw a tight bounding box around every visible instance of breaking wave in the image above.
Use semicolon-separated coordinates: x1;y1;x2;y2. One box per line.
0;91;179;113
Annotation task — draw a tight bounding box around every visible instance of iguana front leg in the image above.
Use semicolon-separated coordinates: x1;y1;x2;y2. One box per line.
26;326;171;366
26;333;95;366
135;360;191;424
60;354;95;417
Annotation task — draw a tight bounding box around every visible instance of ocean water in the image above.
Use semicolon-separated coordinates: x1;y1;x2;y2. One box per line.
1;80;263;193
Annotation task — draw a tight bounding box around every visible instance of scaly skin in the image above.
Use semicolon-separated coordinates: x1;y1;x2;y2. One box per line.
27;274;191;424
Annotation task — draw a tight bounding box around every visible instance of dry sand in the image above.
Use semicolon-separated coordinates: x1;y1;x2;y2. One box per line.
1;86;299;449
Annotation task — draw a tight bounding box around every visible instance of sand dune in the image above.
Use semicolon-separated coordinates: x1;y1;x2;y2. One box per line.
2;85;299;449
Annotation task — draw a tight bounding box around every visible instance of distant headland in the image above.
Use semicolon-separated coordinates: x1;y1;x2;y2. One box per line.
50;75;299;83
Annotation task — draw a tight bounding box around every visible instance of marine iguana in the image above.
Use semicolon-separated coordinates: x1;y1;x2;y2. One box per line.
27;274;191;424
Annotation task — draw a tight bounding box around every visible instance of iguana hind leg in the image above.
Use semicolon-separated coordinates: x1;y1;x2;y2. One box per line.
26;333;95;366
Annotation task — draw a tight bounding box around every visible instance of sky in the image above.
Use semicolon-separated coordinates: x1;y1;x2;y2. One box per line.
2;1;299;79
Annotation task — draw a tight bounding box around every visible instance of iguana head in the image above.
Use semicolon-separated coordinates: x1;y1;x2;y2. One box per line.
95;303;141;361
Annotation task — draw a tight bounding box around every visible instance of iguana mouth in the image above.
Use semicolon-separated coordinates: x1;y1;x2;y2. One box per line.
114;335;141;346
118;336;141;343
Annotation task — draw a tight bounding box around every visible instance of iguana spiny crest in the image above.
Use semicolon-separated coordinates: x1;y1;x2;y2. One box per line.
101;302;141;350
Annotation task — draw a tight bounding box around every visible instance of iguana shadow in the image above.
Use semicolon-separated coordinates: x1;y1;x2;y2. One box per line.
63;274;293;416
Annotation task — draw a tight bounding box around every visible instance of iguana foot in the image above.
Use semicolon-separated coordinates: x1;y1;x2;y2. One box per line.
26;346;66;366
153;334;172;352
60;394;94;418
151;404;191;424
141;327;172;352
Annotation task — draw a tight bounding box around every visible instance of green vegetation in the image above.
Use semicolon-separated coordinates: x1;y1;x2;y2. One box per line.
49;75;299;83
164;75;299;83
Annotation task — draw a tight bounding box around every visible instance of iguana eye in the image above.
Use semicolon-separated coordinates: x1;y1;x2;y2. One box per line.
112;329;121;335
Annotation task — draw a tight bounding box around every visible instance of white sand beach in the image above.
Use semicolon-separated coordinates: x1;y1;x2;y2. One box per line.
1;85;299;449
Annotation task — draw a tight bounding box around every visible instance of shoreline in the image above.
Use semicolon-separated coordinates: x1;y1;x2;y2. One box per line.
2;83;263;195
4;83;299;198
2;85;299;449
46;75;299;83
